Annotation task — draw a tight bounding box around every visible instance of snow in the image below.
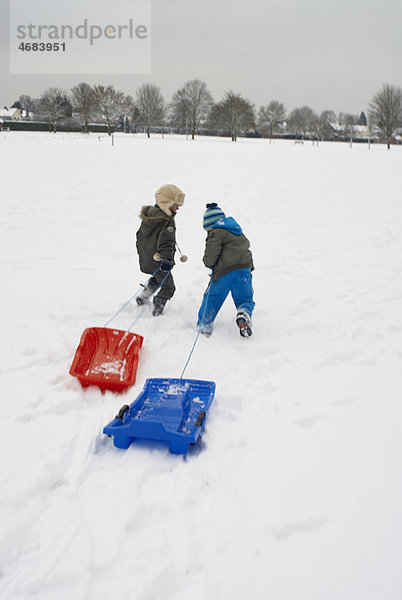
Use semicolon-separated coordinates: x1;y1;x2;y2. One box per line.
88;358;125;377
1;131;401;600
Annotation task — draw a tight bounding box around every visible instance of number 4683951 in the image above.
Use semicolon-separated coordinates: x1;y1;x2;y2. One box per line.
18;42;66;51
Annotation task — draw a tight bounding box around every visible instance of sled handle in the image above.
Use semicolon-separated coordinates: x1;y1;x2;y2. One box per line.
115;405;130;421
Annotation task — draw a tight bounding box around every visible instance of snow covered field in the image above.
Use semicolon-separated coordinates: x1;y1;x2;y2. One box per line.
1;132;401;600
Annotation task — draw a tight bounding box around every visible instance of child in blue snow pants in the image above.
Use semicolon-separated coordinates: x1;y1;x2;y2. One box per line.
197;268;255;333
197;203;255;337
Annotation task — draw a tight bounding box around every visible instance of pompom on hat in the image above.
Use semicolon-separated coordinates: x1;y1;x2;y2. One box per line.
155;184;185;216
203;203;226;229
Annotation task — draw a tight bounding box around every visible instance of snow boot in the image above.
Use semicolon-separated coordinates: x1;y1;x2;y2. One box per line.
152;297;167;316
136;282;156;306
200;324;213;337
236;311;252;337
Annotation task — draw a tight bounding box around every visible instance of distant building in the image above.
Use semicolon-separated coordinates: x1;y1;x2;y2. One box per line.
328;122;373;141
0;107;23;121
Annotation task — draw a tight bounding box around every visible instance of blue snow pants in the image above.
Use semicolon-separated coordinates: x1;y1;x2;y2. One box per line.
197;268;255;330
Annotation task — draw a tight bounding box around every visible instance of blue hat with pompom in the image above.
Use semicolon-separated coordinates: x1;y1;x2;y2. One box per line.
203;203;226;229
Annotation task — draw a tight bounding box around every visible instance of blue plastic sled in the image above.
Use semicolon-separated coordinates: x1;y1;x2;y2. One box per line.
103;378;216;454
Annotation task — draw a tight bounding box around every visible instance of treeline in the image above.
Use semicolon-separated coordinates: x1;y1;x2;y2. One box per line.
9;80;402;148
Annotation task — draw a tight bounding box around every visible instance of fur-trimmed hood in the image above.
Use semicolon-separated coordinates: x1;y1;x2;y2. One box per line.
139;205;171;224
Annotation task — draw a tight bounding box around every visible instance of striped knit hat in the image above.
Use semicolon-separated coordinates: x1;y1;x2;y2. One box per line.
203;203;226;229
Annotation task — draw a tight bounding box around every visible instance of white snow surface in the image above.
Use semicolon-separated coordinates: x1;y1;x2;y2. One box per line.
1;132;401;600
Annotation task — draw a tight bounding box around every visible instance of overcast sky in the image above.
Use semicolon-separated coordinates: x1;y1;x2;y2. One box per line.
1;0;401;115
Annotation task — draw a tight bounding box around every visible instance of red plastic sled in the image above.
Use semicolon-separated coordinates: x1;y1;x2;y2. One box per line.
70;327;143;393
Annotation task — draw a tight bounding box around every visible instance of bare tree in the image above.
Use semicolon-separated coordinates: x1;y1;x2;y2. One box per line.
309;112;334;144
257;101;286;140
287;106;316;138
368;84;402;149
12;94;37;117
170;79;213;139
131;105;141;133
339;113;358;147
71;83;96;133
319;110;337;140
39;88;71;132
93;85;133;135
209;92;255;141
320;110;336;124
309;113;322;144
135;83;165;138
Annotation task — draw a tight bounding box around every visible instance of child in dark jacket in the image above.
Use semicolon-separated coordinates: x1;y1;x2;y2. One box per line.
197;203;255;337
136;184;185;316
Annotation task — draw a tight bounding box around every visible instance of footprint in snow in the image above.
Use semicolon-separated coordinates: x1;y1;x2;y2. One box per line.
271;518;328;541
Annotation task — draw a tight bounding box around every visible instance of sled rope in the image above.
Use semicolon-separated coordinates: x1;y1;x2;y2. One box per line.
103;267;162;328
124;304;147;334
180;277;212;379
104;288;143;327
123;270;171;333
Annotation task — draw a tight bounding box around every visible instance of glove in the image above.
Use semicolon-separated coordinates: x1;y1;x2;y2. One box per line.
160;258;173;272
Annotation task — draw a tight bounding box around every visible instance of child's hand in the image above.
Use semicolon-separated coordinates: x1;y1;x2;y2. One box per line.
160;258;173;272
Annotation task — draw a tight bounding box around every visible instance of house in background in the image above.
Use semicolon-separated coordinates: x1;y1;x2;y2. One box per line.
0;107;23;121
328;121;374;142
0;107;23;129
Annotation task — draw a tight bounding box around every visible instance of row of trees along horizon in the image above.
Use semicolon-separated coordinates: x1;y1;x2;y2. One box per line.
8;80;402;149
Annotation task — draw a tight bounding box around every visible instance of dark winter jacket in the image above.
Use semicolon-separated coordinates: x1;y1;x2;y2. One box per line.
203;217;254;281
136;205;176;274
